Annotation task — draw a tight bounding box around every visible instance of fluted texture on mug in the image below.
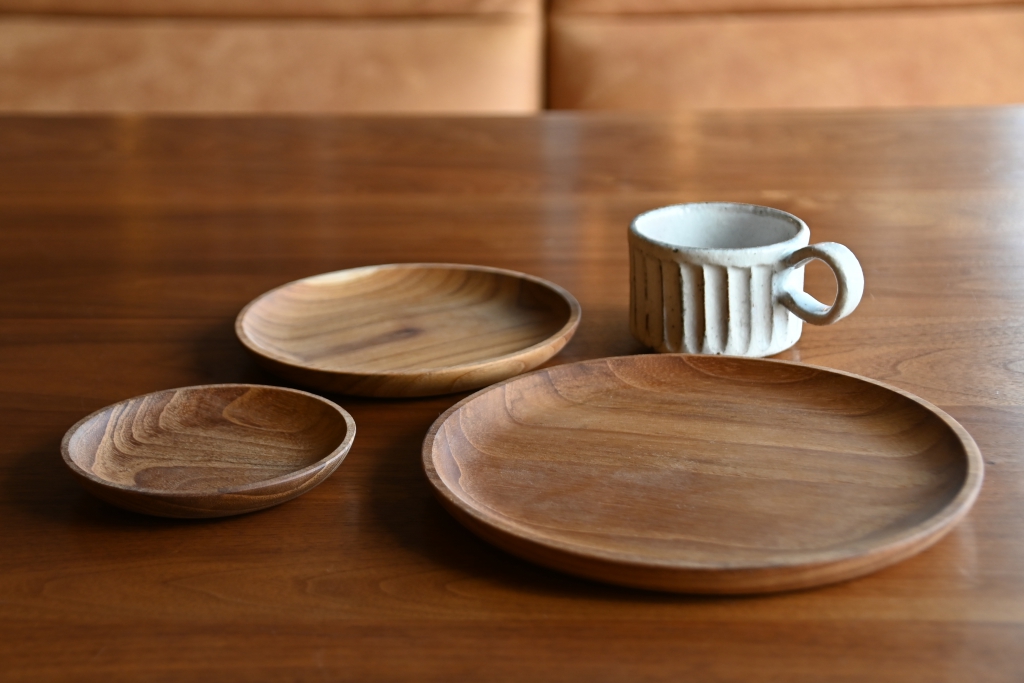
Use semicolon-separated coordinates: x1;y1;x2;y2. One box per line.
630;252;801;356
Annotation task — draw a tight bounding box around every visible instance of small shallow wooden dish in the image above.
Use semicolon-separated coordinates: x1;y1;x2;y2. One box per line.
424;355;984;594
235;263;581;397
62;384;356;518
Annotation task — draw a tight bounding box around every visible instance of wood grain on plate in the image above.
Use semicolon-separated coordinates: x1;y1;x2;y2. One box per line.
425;355;983;593
236;263;581;397
61;384;356;517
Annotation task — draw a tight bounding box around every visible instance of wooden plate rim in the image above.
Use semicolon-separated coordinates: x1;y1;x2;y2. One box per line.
234;262;583;379
422;355;984;573
61;383;357;498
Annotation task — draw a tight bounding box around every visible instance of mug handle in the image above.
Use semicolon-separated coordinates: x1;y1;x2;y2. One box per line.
775;242;864;325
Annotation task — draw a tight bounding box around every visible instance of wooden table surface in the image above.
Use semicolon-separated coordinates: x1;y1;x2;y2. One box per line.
2;108;1023;681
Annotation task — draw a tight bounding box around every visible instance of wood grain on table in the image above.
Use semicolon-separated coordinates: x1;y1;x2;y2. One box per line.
1;109;1023;681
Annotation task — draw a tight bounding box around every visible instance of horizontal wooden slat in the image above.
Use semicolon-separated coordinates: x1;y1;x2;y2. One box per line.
551;0;1021;15
0;0;539;18
549;8;1024;109
0;16;541;113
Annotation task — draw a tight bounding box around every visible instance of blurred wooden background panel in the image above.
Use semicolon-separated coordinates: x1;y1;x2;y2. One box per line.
0;6;542;113
0;0;535;17
551;0;1013;13
548;5;1024;110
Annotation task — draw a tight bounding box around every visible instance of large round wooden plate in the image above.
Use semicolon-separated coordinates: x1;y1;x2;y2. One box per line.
423;355;983;594
236;264;581;397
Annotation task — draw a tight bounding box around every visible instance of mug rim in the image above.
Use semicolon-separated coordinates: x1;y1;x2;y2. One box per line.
629;202;810;258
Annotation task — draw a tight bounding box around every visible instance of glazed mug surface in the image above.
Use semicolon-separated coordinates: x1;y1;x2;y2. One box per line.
629;202;864;356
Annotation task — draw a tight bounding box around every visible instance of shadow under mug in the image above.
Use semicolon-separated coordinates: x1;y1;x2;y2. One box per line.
629;203;864;357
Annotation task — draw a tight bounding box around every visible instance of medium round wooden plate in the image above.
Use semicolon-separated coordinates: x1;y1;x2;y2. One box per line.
423;355;984;594
62;384;356;518
236;264;581;397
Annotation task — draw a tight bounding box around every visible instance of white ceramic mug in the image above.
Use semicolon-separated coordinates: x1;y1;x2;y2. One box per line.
629;203;864;356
